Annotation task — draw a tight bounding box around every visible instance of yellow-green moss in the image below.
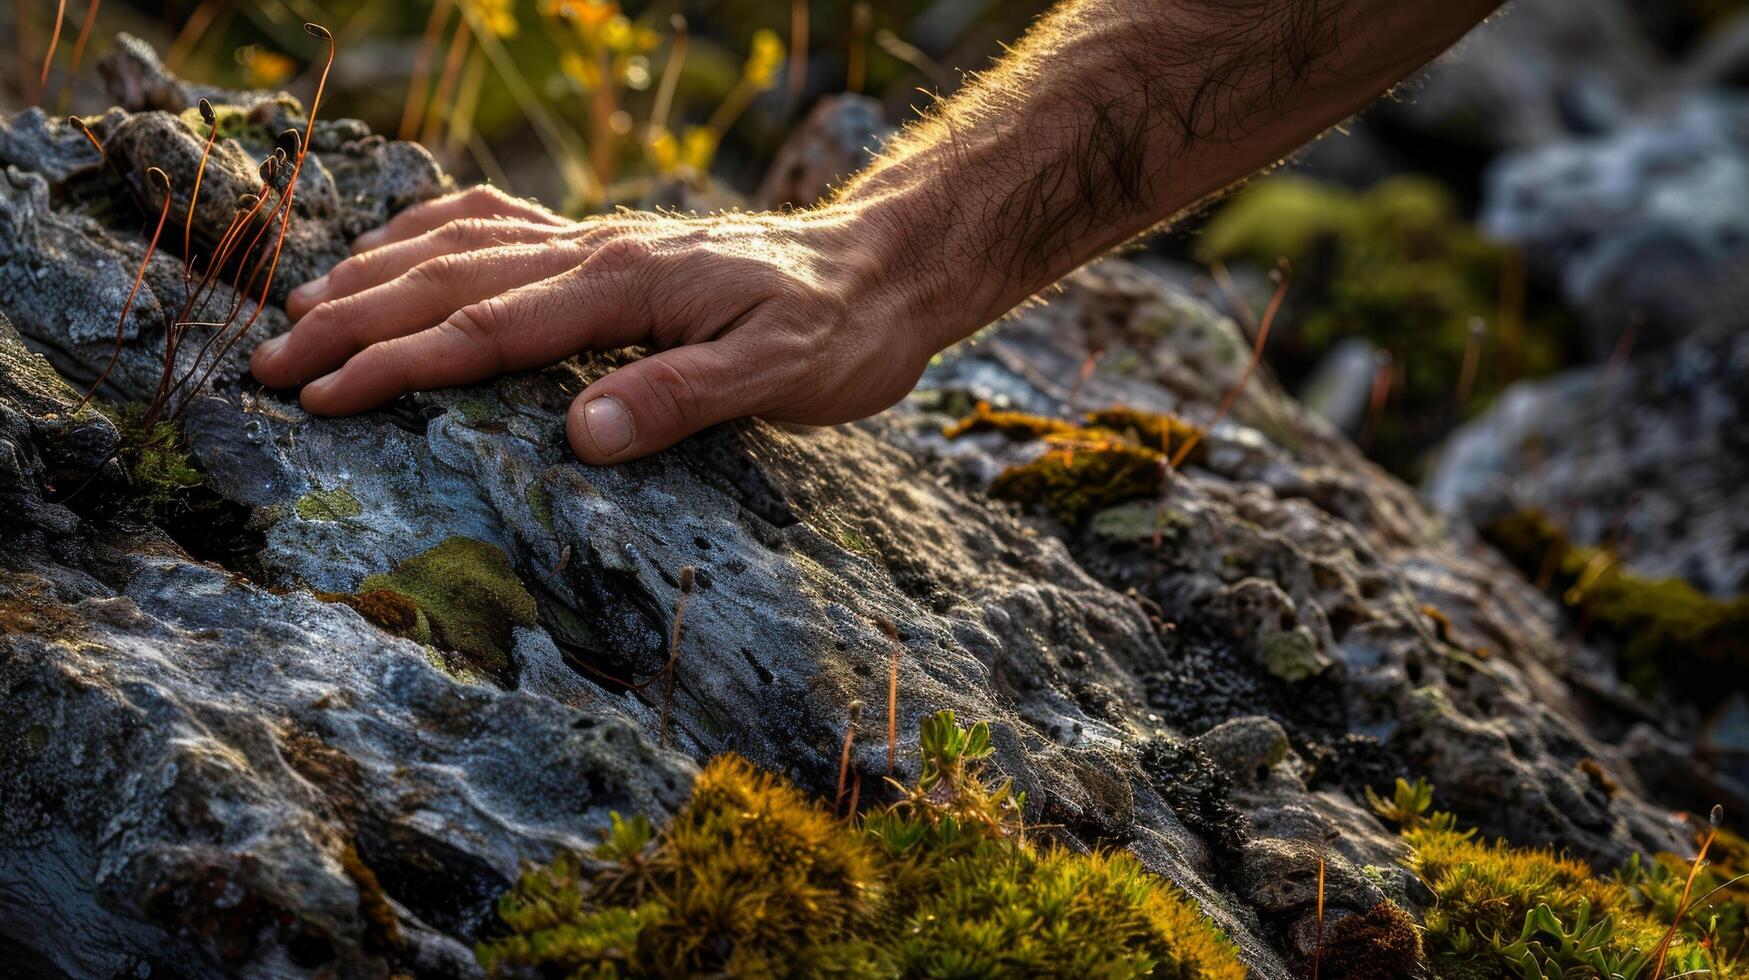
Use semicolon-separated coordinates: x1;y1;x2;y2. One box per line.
479;712;1247;980
1084;407;1208;466
1376;778;1743;979
946;403;1207;526
113;404;203;511
942;402;1085;441
177;99;301;146
1482;510;1749;699
359;536;537;684
989;444;1164;526
295;487;362;521
523;481;555;533
1200;175;1567;476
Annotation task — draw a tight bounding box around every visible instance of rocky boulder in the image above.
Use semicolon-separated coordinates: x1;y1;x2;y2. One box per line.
0;37;1715;980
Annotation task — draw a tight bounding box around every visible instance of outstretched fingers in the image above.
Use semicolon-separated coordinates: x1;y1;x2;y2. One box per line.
255;241;590;388
295;241;665;415
351;185;567;254
288;217;565;320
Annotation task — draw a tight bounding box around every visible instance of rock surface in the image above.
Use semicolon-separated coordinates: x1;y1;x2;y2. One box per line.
0;38;1717;980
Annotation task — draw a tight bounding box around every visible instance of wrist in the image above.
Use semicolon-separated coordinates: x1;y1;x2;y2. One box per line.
811;181;1009;358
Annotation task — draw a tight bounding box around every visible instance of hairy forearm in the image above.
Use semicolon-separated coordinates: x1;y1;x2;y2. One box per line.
834;0;1501;347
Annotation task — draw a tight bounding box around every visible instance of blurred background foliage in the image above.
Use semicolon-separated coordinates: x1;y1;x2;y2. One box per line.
3;0;1053;208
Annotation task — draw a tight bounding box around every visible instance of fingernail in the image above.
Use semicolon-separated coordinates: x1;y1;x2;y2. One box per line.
353;229;383;252
254;334;287;364
289;274;329;306
583;396;634;456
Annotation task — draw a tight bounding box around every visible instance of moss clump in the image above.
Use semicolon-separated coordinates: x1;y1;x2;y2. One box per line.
314;587;427;640
1482;510;1749;700
1084;407;1208;466
943;402;1085;441
946;402;1211;527
1375;778;1742;979
524;481;555;533
359;536;538;683
1305;901;1424;980
989;443;1164;526
177;99;299;147
479;712;1247;979
115;404;202;511
295;487;362;521
1199;175;1568;476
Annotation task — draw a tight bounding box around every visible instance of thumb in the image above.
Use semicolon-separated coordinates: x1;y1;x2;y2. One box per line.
566;341;764;464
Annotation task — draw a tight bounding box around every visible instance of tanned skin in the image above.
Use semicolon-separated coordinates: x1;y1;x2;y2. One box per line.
253;0;1503;463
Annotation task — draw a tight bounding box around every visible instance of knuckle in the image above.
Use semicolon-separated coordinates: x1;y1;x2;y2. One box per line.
333;250;387;288
407;253;461;287
464;185;504;207
444;300;510;369
637;358;703;426
440;216;491;244
587;236;651;275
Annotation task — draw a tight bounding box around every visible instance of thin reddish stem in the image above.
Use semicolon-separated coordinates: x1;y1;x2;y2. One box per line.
1652;819;1720;979
39;0;68;97
183;100;218;292
1168;271;1288;471
77;168;172;415
65;0;100;81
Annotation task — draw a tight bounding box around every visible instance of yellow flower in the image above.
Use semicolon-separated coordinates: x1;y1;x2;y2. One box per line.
544;0;617;38
468;0;519;39
681;126;717;172
599;14;635;52
236;45;297;89
559;50;603;89
743;28;786;90
645;126;679;173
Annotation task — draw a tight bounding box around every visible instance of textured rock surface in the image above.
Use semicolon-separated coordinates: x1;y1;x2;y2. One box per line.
0;39;1718;980
1480;95;1749;354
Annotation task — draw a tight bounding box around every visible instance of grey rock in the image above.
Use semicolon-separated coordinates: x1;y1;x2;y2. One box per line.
1481;94;1749;354
1388;0;1666;151
1429;326;1749;599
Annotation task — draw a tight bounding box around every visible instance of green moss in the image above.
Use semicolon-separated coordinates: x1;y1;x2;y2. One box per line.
523;481;555;533
1090;502;1191;545
177;99;300;147
989;443;1163;526
1259;626;1331;683
1482;510;1749;700
114;404;202;511
295;487;362;521
1200;175;1568;476
359;536;537;684
945;403;1207;526
455;397;497;424
1378;778;1743;979
479;712;1248;980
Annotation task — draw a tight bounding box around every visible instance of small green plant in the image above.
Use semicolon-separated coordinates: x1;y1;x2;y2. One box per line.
1364;776;1435;830
1379;778;1742;980
113;403;204;511
479;713;1248;979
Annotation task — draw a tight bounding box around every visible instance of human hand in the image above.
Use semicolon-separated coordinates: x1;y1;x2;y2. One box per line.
250;186;956;463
